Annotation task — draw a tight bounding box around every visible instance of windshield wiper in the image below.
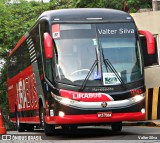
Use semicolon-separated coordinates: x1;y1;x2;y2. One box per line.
79;48;99;92
104;59;127;88
102;50;127;90
78;59;98;92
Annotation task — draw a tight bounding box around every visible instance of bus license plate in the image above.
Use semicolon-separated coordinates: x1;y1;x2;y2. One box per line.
97;112;112;118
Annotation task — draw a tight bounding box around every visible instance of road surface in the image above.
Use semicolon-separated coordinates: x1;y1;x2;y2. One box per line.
1;125;160;143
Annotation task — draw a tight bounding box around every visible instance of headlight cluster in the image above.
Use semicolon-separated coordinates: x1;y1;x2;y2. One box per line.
131;94;144;102
55;95;79;105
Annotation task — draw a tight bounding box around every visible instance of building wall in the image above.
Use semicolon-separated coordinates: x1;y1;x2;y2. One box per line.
132;11;160;88
132;11;160;36
132;11;160;120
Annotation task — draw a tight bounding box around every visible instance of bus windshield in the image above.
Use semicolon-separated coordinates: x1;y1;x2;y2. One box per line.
53;23;143;86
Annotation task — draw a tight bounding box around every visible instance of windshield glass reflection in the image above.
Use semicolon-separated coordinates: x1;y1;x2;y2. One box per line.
53;23;143;86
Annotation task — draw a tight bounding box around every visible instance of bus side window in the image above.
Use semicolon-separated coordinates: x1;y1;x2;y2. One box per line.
140;35;158;67
8;41;30;79
30;25;42;74
8;55;17;78
40;21;53;82
20;41;31;70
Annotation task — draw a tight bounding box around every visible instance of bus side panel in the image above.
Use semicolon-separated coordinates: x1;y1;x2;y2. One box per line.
32;62;46;111
8;65;40;124
8;74;20;123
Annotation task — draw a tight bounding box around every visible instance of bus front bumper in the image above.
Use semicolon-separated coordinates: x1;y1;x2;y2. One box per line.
45;112;146;125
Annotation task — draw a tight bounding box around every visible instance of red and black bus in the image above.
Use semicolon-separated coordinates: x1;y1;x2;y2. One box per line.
7;8;155;135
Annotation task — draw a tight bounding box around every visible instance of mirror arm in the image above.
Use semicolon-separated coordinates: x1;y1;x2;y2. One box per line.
138;30;155;54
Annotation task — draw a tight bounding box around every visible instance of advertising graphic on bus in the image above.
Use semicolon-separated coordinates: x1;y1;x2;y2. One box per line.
7;8;155;136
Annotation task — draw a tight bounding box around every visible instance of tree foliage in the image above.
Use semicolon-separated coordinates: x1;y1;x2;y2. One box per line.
0;0;71;52
0;0;153;129
73;0;152;13
0;0;71;124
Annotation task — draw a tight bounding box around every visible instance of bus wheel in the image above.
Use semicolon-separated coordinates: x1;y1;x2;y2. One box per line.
40;106;55;136
16;111;25;132
111;122;122;132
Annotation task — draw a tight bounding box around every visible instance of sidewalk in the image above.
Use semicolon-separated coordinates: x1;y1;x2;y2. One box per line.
123;120;160;127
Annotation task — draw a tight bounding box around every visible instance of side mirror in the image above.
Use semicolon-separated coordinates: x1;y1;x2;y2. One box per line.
138;30;155;54
44;32;53;59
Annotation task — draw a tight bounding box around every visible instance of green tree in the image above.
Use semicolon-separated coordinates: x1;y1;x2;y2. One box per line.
0;0;71;52
0;0;71;129
0;0;152;130
73;0;152;13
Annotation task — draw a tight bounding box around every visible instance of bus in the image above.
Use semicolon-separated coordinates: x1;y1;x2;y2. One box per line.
7;8;155;136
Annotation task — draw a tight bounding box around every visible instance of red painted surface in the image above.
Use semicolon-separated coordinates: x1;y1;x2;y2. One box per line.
7;65;39;123
8;35;27;57
45;112;145;124
44;32;53;59
10;116;40;124
60;89;113;102
138;30;155;54
130;89;143;95
52;24;60;39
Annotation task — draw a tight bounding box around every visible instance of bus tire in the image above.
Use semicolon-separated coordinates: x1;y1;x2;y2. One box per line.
44;122;55;136
40;106;55;136
111;122;122;132
16;111;25;132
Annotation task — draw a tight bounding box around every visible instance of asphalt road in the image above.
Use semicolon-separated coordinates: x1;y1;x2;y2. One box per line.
1;125;160;143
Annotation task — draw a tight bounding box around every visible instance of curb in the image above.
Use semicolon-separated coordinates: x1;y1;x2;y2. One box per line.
123;121;160;127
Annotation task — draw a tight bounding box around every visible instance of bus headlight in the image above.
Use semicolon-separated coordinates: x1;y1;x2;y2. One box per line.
61;98;71;104
54;95;79;105
61;97;79;105
59;111;65;117
141;108;145;114
131;94;144;102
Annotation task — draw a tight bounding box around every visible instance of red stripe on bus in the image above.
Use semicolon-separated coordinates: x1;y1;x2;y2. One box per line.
11;112;145;125
10;116;40;124
60;89;113;102
19;117;40;123
8;35;27;57
45;112;145;124
10;118;16;123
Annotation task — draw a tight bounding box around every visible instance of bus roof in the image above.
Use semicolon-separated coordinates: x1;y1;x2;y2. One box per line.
38;8;133;22
9;8;134;57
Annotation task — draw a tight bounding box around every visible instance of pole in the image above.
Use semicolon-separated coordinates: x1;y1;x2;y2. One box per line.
152;0;159;11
